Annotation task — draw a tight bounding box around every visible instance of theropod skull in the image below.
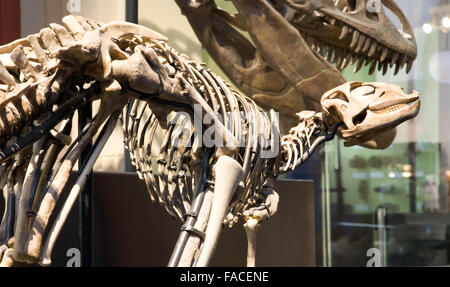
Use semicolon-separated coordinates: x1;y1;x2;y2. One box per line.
176;0;418;131
279;0;417;74
321;81;420;149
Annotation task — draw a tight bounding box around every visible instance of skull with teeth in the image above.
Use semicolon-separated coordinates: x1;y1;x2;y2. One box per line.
280;0;417;75
321;81;420;149
175;0;418;130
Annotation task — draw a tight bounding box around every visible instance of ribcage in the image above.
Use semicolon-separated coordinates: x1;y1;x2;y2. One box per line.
121;39;280;223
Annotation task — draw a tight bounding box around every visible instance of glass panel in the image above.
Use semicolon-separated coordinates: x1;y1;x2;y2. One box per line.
323;0;450;267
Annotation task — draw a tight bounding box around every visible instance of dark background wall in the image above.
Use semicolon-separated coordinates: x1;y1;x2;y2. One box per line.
50;172;316;267
0;0;21;45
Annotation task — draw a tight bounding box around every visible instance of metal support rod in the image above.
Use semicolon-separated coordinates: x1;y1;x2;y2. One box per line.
124;0;138;172
167;148;213;267
335;138;344;222
126;0;138;23
375;207;387;267
78;104;92;267
408;142;417;212
319;124;340;267
167;189;207;266
321;142;332;267
406;69;417;213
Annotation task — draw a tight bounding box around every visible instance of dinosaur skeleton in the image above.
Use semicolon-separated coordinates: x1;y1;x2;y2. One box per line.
0;0;420;267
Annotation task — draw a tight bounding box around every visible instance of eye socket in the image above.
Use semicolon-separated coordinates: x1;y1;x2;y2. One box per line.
352;85;375;96
366;10;379;22
329;91;349;102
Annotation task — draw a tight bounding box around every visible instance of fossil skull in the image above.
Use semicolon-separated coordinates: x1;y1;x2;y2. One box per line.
321;81;420;149
279;0;417;75
175;0;418;130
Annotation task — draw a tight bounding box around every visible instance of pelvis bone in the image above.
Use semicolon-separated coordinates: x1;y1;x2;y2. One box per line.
321;81;420;149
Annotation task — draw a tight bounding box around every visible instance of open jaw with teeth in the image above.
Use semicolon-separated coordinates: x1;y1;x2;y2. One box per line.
300;22;414;75
289;0;417;76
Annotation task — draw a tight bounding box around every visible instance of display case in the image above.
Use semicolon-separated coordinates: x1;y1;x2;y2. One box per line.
319;0;450;267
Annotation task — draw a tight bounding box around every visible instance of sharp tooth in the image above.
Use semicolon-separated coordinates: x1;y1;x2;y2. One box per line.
331;50;337;63
369;59;377;75
378;60;383;71
380;47;389;62
336;56;342;67
391;52;399;66
342;51;352;69
406;58;414;73
312;43;320;53
325;47;330;60
338;49;346;67
315;42;322;53
354;56;365;73
351;53;358;65
362;37;371;53
350;30;360;49
334;49;343;65
339;25;349;40
368;42;378;57
399;54;407;68
355;34;366;53
394;62;401;75
340;57;350;70
382;62;388;75
334;48;343;64
326;47;335;62
343;6;349;12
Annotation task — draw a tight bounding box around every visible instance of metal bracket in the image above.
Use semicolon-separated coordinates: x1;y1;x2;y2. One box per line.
184;209;199;219
180;225;205;240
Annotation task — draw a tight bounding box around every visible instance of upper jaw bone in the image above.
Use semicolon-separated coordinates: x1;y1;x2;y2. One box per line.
342;99;420;138
369;90;420;111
